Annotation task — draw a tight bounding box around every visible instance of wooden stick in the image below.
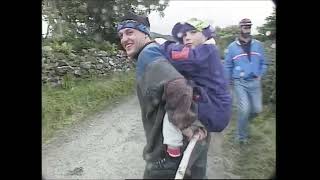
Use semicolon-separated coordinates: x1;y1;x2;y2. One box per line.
175;134;200;179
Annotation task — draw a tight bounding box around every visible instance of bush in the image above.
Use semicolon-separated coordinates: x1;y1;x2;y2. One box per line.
69;38;93;51
51;41;73;55
262;40;276;111
43;36;118;55
94;41;118;55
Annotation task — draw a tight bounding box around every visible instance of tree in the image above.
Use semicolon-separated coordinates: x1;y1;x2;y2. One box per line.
215;25;239;58
42;0;169;43
255;8;276;110
256;7;276;41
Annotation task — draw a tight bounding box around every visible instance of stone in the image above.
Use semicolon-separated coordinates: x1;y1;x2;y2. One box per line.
80;62;91;69
109;60;115;66
43;46;52;52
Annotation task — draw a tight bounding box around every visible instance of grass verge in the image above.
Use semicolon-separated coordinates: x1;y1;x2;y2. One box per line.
42;71;136;143
222;106;276;179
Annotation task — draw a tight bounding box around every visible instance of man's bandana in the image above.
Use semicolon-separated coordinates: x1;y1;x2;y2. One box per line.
116;20;150;36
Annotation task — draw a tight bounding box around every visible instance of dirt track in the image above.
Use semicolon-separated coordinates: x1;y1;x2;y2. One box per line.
42;95;239;179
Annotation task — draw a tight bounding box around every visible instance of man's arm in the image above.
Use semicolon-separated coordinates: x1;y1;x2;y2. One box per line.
223;46;234;84
259;43;268;78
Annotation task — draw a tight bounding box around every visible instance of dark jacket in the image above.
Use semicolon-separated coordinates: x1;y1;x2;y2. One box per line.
136;42;210;179
136;42;196;161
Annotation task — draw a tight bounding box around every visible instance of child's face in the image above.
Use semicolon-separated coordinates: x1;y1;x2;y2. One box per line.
182;30;207;48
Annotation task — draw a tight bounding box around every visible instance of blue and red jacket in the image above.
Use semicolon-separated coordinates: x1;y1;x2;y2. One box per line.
160;41;232;132
224;38;268;81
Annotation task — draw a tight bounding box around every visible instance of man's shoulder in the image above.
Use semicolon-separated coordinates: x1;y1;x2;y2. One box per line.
141;42;161;53
139;42;163;58
229;40;238;46
252;39;263;45
226;41;239;50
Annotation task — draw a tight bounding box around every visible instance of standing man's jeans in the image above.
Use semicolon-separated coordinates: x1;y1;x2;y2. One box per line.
233;78;263;141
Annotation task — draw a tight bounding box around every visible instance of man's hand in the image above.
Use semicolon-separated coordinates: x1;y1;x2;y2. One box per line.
194;127;207;141
182;126;207;141
181;127;193;140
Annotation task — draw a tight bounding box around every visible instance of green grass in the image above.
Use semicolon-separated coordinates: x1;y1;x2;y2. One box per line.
222;106;276;179
42;71;136;143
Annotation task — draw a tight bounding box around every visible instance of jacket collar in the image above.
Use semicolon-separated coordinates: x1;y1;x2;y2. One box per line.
133;40;156;60
236;37;254;45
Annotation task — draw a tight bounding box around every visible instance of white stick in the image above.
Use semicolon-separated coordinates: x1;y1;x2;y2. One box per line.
175;134;200;179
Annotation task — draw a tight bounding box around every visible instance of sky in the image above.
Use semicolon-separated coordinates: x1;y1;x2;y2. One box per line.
42;0;275;36
148;0;275;35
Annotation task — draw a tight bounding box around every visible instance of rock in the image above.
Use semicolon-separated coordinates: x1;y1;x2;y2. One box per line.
58;60;70;66
48;77;59;82
70;53;77;57
86;56;96;63
45;58;51;64
97;59;104;63
88;48;96;52
96;51;108;57
88;69;96;74
80;69;89;75
80;62;91;69
109;60;115;66
102;57;108;61
68;53;77;60
82;49;88;53
43;46;52;52
80;56;86;62
55;53;67;60
68;62;76;67
96;64;103;70
42;76;48;81
55;66;74;75
74;70;81;76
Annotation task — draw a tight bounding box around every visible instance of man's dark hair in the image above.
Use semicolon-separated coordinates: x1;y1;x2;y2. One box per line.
120;12;150;28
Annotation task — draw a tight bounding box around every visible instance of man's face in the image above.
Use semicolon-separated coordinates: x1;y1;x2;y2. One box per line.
182;30;207;48
240;25;252;38
118;28;147;58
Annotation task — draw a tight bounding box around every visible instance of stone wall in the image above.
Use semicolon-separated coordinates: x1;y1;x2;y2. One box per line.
42;46;134;86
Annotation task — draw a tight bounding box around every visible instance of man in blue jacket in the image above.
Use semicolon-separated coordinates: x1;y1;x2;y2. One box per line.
224;18;268;144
